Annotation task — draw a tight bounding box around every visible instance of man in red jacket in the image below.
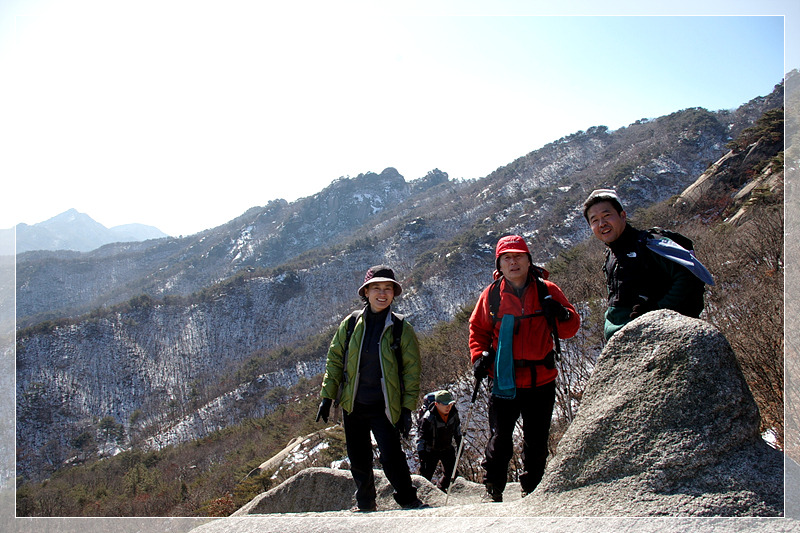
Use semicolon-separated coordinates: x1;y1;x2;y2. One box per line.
469;235;580;502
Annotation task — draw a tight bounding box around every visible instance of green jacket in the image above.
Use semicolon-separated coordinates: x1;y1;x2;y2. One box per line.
320;308;421;424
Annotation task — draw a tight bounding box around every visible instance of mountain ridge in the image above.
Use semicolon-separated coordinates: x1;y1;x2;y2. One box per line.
13;78;787;486
14;83;783;328
2;208;168;255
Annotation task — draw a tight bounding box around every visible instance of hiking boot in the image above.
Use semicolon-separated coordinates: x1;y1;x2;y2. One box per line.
350;502;377;512
393;491;428;509
482;482;503;502
400;497;427;509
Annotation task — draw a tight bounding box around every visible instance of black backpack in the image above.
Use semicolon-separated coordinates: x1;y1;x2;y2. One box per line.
604;227;707;318
334;308;405;407
417;391;437;424
646;227;694;253
642;227;707;318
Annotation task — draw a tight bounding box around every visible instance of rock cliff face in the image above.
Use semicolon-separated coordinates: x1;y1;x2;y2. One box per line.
676;103;784;219
16;272;338;480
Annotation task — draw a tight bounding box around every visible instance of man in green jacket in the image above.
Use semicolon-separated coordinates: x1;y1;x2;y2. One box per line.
317;265;423;512
583;188;704;340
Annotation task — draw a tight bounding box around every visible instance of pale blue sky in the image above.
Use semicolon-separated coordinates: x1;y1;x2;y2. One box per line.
0;1;793;237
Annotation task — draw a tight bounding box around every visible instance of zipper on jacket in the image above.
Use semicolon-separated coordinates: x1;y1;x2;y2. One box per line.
351;318;366;403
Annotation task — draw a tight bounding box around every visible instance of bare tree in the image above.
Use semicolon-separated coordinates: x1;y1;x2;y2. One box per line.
698;203;784;448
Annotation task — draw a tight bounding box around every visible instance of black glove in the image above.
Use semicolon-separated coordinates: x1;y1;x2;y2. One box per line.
473;350;494;383
542;296;570;322
629;304;649;319
396;408;412;438
316;398;332;423
629;297;654;319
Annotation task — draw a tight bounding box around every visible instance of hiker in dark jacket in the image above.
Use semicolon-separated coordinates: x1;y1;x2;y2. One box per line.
316;265;423;512
469;235;580;502
583;188;704;340
416;389;462;491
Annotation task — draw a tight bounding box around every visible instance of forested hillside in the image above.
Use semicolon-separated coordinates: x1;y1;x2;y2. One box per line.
14;75;789;516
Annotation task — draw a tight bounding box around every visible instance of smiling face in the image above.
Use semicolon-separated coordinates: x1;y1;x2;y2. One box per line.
366;281;395;313
498;252;530;288
586;200;627;245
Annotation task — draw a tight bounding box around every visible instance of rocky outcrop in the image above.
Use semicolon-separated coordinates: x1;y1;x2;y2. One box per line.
232;468;523;515
676;139;783;225
532;310;782;516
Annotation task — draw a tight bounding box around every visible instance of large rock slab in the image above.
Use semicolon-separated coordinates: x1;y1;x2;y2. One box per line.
532;310;783;516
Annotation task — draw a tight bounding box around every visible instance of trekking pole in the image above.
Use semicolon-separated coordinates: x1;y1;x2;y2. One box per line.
445;376;482;506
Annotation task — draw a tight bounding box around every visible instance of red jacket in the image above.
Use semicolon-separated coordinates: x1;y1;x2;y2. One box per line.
469;272;580;388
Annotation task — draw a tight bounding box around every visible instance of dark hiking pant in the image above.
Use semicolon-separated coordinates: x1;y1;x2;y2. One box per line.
481;381;556;494
343;402;417;508
419;446;457;491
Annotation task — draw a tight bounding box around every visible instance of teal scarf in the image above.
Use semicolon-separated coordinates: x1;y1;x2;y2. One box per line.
492;314;516;399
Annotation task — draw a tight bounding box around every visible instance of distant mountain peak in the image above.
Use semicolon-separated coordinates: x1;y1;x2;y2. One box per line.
42;209;103;228
7;209;168;254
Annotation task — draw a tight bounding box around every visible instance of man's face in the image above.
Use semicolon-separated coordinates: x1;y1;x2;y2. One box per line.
498;252;530;287
586;200;627;245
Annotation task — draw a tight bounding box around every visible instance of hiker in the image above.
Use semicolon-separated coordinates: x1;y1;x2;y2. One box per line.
316;265;424;512
469;235;580;502
416;389;462;491
583;188;711;340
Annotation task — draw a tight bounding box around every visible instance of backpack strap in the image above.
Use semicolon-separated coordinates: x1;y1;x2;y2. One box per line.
335;308;364;407
390;312;405;395
488;278;503;322
417;393;439;449
647;226;694;251
531;269;561;359
530;266;551;311
345;310;361;344
513;350;557;385
487;269;560;361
